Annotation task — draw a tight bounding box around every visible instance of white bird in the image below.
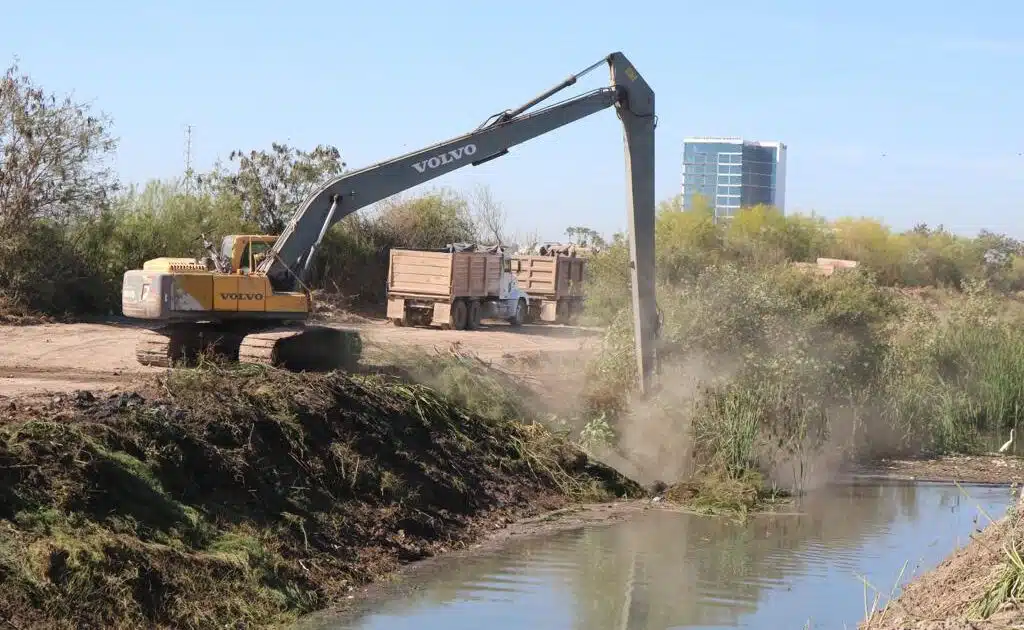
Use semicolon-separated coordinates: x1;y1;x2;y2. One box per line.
999;428;1015;454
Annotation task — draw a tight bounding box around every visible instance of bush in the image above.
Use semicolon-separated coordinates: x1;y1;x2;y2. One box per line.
578;207;1024;492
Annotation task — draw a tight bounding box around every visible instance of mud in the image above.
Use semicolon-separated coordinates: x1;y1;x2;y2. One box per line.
7;321;1024;628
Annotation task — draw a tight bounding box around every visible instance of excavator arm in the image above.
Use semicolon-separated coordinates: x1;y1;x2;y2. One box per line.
260;51;658;393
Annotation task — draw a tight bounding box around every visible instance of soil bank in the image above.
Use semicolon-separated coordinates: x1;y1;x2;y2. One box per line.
861;494;1024;629
0;366;642;630
851;455;1024;486
854;456;1024;630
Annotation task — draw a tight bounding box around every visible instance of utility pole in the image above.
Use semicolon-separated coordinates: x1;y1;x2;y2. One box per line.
184;124;194;195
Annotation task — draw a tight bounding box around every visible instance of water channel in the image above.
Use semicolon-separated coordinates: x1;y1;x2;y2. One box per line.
306;480;1015;629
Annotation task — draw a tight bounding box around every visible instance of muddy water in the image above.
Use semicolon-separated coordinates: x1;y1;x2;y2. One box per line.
313;481;1015;629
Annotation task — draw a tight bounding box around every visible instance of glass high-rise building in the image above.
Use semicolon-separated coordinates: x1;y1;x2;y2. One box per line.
680;137;787;220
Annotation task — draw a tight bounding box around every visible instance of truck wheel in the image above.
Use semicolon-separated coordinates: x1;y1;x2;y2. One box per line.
556;300;569;324
467;300;482;330
509;298;526;327
451;299;469;330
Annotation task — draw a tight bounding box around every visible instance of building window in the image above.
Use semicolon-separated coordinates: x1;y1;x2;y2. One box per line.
717;152;741;165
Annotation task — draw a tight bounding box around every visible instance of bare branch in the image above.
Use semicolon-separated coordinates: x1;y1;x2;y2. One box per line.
469;183;507;246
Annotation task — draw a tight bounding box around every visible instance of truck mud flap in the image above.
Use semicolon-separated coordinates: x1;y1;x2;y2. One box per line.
432;302;452;327
387;297;406;320
540;300;558;322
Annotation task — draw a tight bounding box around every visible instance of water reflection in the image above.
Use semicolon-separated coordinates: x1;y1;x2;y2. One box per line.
308;481;1013;630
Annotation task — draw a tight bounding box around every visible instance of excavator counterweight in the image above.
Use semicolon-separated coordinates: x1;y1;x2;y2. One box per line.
121;51;658;393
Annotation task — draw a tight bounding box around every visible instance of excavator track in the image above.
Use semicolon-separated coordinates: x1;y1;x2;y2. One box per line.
136;324;361;372
237;324;362;372
135;326;202;367
135;324;244;368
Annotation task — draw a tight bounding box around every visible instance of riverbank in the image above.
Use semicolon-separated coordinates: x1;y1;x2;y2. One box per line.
0;366;642;629
851;454;1024;630
851;455;1024;485
862;488;1024;629
5;360;1024;629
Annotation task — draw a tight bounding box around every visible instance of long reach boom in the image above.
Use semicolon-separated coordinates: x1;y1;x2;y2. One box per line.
262;52;659;392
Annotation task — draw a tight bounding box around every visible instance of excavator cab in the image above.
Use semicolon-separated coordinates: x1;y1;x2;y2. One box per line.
217;235;278;274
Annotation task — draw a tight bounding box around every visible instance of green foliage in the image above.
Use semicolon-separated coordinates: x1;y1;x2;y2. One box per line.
0;61;120;314
0;61;119;230
199;142;346;233
565;225;607;249
0;59;506;317
579;202;1024;494
308;187;484;305
8;60;1024;500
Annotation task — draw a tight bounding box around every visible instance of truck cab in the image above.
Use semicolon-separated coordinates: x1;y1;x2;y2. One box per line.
498;252;529;303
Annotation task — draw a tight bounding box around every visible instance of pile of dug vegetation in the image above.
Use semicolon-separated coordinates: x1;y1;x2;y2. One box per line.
0;364;639;629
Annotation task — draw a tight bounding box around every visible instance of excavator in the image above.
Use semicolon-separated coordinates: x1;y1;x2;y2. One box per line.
121;51;659;393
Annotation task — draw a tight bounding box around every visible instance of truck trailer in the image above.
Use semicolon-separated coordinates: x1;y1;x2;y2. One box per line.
386;245;530;330
512;247;588;324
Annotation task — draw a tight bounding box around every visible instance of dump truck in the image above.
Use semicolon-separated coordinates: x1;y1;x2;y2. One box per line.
386;244;530;329
120;51;659;393
512;246;588;324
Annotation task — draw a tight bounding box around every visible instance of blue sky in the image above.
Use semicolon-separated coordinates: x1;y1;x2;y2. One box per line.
5;0;1023;241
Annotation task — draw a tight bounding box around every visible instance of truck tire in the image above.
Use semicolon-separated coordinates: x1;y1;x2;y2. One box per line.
451;299;469;330
556;300;570;324
524;300;539;324
467;300;482;330
509;298;526;327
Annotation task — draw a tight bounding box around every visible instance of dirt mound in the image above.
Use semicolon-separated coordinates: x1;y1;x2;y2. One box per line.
0;367;641;629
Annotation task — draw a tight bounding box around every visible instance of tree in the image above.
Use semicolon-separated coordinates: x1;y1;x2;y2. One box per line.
200;142;345;233
0;60;118;232
469;184;507;245
565;225;607;249
686;192;715;217
373;188;477;248
976;229;1022;272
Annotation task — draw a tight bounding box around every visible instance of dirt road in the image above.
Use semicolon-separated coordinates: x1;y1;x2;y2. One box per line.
0;318;599;398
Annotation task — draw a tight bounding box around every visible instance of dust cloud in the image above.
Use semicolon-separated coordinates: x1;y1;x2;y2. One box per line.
589;353;738;487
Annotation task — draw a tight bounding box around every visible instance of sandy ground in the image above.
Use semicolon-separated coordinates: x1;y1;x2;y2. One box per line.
0;318;598;399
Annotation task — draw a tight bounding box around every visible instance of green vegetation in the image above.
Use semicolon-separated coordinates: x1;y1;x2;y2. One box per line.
6;58;1024;498
577;197;1024;505
0;62;526;317
972;517;1024;619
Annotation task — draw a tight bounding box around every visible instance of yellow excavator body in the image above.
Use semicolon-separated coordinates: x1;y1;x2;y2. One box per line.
122;234;359;370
